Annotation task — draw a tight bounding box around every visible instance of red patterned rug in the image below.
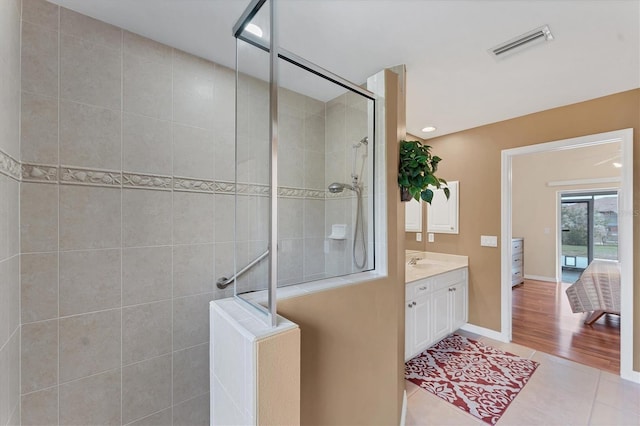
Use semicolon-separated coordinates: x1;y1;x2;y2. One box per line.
405;334;539;425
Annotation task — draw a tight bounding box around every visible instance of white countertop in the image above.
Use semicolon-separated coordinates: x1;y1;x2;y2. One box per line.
405;251;469;283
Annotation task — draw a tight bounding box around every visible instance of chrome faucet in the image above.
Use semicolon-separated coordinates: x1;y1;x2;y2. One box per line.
408;257;420;265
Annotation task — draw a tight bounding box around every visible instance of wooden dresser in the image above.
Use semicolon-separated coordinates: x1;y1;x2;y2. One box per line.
512;238;524;287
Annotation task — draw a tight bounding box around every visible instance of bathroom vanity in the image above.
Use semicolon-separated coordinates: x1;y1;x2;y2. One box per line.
405;251;469;361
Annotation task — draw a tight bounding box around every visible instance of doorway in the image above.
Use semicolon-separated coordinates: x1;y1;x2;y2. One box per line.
560;191;619;284
500;128;636;382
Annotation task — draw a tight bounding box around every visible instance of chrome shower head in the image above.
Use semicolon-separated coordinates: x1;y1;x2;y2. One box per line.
328;182;356;193
353;136;368;148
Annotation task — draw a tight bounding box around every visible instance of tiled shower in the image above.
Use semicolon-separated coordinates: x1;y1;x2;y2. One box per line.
0;1;372;425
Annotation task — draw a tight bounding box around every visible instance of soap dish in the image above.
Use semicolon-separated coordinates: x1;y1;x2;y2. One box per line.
328;224;347;240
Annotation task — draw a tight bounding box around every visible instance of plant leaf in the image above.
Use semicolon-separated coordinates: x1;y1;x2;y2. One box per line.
443;187;451;199
421;188;434;204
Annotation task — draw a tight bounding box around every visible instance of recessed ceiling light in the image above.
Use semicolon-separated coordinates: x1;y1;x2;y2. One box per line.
613;162;622;168
421;126;437;133
245;23;263;38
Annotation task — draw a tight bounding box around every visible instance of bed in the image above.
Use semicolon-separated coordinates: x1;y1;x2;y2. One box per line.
565;259;620;325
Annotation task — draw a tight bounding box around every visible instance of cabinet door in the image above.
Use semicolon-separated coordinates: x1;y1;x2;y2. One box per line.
427;180;459;234
405;198;422;232
406;295;431;360
413;295;431;354
450;281;468;331
431;287;451;342
405;300;415;361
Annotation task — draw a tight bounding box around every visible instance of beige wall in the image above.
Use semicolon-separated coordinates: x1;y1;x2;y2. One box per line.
0;0;21;425
405;89;640;370
512;144;621;279
279;69;406;425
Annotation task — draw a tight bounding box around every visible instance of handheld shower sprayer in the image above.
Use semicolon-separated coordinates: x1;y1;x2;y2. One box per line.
328;182;357;194
327;134;369;270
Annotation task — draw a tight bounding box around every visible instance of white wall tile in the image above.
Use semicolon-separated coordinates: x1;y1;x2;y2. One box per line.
172;191;214;244
21;21;58;98
60;8;122;50
172;244;214;297
59;248;121;316
60;34;121;110
21;319;58;393
173;292;213;350
21;182;58;253
59;100;121;170
122;189;172;247
21;252;58;323
122;301;172;365
22;0;59;30
123;113;172;175
59;369;122;426
172;124;215;179
59;309;121;382
172;343;209;405
21;92;59;164
21;387;58;426
123;54;172;121
122;246;172;306
59;185;121;251
122;355;172;424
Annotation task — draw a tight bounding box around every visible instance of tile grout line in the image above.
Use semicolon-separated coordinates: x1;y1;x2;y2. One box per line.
16;0;23;418
170;44;175;425
587;371;603;425
55;3;61;424
120;26;124;426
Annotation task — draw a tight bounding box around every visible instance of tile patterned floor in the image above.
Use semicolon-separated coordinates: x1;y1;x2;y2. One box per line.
405;331;640;425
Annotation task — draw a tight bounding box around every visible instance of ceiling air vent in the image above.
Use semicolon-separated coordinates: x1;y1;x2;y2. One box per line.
490;25;554;58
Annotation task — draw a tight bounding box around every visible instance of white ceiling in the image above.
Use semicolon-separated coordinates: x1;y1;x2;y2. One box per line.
50;0;640;139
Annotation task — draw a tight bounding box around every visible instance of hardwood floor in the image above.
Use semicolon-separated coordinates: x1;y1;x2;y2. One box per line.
511;279;620;374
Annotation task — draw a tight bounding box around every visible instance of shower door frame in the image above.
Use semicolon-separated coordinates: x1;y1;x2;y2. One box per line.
233;0;377;327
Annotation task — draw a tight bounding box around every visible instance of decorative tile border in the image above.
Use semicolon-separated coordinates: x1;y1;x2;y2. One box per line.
16;162;343;199
21;163;58;183
214;181;236;194
279;186;326;199
0;149;21;181
124;172;172;191
60;167;122;187
174;177;216;193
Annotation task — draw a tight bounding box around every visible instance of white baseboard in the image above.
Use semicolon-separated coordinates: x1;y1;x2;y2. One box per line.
400;389;407;426
460;323;509;343
524;274;557;283
621;369;640;384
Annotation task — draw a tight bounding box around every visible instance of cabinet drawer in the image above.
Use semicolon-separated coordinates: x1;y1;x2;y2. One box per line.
431;268;467;292
512;239;523;254
512;267;523;284
407;278;433;300
512;253;523;268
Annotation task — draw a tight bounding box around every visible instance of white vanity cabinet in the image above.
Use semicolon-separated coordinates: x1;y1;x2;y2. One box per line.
405;267;468;361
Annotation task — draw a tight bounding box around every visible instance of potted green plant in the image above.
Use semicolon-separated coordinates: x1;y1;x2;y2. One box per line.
398;140;450;203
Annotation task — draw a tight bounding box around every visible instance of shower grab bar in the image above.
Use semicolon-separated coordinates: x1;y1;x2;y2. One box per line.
216;249;269;289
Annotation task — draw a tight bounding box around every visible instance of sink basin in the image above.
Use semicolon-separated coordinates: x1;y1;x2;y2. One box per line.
411;263;444;270
409;259;449;267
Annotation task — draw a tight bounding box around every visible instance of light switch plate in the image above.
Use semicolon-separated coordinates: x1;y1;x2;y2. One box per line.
480;235;498;247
